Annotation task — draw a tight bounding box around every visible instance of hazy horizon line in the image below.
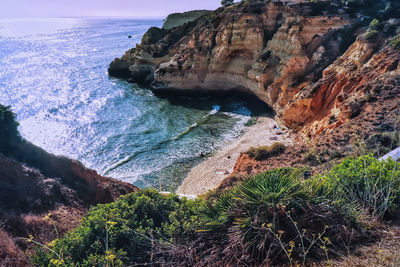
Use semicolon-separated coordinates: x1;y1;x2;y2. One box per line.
0;15;167;21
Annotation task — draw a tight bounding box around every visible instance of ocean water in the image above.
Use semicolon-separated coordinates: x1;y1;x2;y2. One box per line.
0;18;269;190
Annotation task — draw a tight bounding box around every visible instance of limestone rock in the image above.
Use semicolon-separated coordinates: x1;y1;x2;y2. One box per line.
110;1;400;141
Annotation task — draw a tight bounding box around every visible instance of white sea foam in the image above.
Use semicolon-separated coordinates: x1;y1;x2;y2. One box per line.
0;18;266;190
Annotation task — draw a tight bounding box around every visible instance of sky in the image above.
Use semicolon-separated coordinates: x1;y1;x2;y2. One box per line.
0;0;227;19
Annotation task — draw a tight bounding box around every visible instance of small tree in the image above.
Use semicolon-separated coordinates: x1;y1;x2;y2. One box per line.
221;0;234;7
0;104;20;153
369;19;381;30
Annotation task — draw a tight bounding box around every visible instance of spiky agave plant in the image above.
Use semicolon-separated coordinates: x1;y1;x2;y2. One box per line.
237;168;310;206
193;168;367;265
200;169;315;262
200;168;307;231
231;168;314;262
200;188;238;231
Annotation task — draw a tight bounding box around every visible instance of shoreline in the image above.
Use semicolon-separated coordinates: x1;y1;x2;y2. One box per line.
176;116;292;196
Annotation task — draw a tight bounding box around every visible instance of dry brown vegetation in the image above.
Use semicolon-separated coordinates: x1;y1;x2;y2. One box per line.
0;230;28;267
330;225;400;267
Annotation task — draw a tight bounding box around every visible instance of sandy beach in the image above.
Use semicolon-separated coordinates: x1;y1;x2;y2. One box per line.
176;117;292;196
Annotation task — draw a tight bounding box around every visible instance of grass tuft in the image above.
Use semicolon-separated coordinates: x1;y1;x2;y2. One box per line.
246;142;286;160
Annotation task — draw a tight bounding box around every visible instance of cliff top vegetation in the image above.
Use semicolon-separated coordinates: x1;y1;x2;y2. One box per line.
33;155;400;266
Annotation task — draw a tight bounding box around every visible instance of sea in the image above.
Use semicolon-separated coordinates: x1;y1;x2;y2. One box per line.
0;18;269;190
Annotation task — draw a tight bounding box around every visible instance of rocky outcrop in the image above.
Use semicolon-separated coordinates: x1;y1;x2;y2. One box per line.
231;32;400;178
109;1;356;122
109;1;399;140
283;32;400;136
109;0;400;188
4;140;137;207
162;10;211;30
153;10;351;108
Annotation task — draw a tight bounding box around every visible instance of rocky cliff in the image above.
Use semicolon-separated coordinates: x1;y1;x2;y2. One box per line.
110;1;354;96
109;0;399;180
109;0;399;140
232;30;400;175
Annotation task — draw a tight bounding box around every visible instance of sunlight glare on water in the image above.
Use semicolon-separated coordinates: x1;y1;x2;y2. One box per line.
0;18;269;190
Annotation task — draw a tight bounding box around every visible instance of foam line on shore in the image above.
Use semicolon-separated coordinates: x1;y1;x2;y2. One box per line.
170;105;220;141
103;105;222;175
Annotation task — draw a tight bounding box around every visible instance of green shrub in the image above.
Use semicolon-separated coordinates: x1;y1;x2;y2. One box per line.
304;148;319;162
246;142;286;160
364;29;379;40
366;132;399;156
237;168;311;206
186;168;363;266
369;19;381;30
318;155;400;220
32;189;205;266
244;117;258;127
202;168;313;232
389;36;400;49
31;163;379;266
221;0;234;6
0;104;20;153
141;27;167;46
32;156;396;266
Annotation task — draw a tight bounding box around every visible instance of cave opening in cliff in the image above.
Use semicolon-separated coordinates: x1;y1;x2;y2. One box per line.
154;86;274;118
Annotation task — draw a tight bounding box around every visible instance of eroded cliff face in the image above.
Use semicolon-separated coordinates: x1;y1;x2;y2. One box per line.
154;10;351;109
109;0;400;182
284;33;400;137
232;33;400;177
109;1;399;141
109;1;356;129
